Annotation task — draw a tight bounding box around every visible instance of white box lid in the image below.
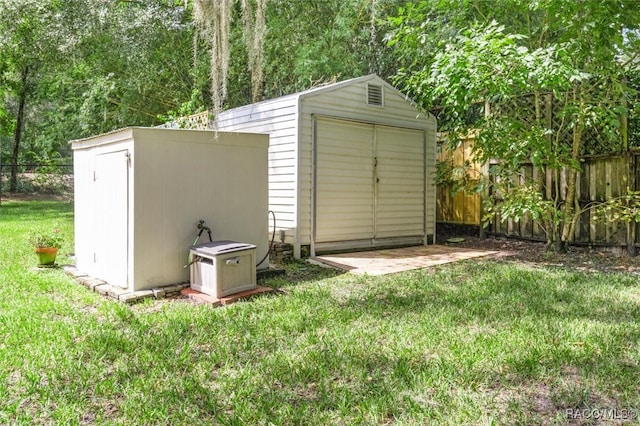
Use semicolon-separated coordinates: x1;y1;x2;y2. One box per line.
191;240;256;256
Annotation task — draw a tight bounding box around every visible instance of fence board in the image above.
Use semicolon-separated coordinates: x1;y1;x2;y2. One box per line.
436;138;481;225
436;135;640;249
531;167;543;238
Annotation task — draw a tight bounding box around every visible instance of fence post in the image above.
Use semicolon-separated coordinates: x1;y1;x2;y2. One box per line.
627;151;637;256
620;78;635;256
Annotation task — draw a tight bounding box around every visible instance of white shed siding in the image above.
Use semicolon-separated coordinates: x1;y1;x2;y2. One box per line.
425;131;436;240
312;117;427;251
132;129;268;288
94;149;130;288
315;118;375;243
298;75;436;246
73;134;134;289
214;74;436;254
216;99;298;243
374;126;425;239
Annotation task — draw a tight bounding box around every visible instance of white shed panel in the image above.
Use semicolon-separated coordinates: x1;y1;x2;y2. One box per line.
215;74;436;257
374;125;426;239
72;128;269;292
315;118;375;244
313;117;426;252
215;97;299;244
94;149;130;288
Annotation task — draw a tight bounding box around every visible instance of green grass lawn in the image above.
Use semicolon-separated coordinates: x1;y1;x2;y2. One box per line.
1;201;640;425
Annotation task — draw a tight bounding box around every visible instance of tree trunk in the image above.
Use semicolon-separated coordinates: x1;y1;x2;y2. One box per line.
559;116;583;252
536;92;552;244
10;67;29;192
626;222;636;257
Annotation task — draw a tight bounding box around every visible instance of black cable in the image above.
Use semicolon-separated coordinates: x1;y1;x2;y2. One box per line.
257;210;276;267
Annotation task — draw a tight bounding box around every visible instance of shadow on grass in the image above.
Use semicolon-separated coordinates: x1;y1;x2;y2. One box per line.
337;261;640;325
260;259;345;289
19;215;637;424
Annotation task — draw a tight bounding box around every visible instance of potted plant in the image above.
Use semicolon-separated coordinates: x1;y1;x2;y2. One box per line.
30;227;64;266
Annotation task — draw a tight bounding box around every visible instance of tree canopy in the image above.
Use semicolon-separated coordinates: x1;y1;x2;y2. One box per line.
2;0;640;239
0;0;197;189
388;0;640;250
1;0;399;170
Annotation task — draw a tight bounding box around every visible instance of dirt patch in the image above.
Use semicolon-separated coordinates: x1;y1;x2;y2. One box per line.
0;192;71;202
438;230;640;276
488;367;633;426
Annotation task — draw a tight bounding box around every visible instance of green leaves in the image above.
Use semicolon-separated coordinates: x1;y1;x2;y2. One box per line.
0;0;200;166
485;181;559;228
389;0;640;246
434;157;481;196
594;189;640;224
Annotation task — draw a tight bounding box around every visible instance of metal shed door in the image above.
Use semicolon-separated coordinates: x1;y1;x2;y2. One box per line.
315;118;374;243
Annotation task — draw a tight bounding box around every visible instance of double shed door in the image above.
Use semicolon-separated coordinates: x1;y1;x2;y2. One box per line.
314;117;425;246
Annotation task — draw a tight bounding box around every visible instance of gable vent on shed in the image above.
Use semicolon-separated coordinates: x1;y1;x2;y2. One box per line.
366;83;384;107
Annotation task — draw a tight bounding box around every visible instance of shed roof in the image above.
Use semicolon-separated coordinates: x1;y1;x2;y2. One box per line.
217;74;431;119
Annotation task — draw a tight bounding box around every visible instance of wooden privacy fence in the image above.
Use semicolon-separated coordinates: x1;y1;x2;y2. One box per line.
437;140;640;248
436;137;482;225
490;153;633;246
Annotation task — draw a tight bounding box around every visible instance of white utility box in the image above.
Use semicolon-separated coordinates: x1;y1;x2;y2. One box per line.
190;240;257;298
71;127;268;292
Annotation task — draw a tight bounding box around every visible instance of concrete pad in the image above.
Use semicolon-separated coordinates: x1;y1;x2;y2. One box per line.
312;245;504;276
181;286;276;306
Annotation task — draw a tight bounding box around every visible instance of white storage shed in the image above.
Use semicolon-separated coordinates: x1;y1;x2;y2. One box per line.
71;127;269;292
215;74;437;257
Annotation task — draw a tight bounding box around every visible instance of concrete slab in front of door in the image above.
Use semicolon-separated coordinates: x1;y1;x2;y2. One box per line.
311;245;509;276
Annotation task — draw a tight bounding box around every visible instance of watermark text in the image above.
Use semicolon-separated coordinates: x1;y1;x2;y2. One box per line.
566;407;637;421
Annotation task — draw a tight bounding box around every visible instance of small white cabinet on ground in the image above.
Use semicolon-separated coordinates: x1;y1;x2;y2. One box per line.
71;127;269;292
189;240;257;298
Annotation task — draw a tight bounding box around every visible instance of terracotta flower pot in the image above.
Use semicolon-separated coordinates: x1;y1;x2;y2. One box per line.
35;247;58;266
